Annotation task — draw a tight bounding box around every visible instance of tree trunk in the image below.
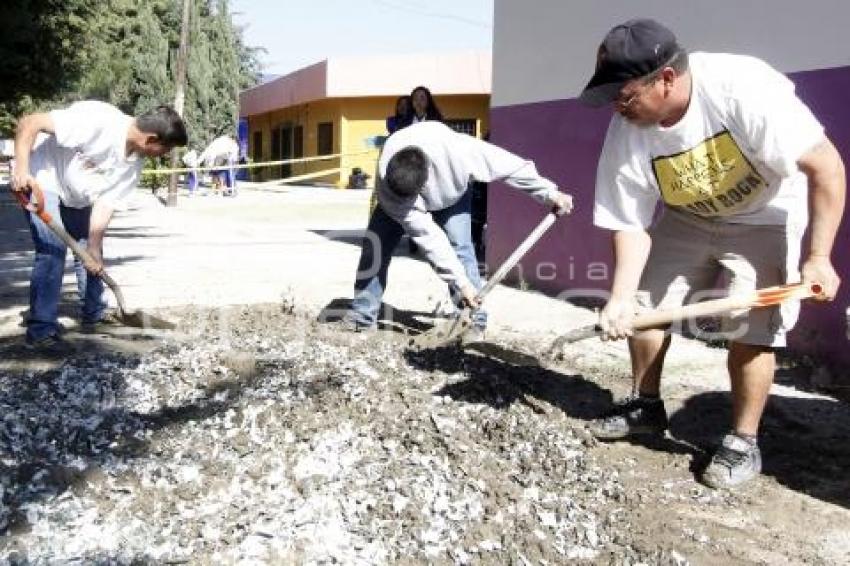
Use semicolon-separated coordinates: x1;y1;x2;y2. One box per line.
166;0;192;207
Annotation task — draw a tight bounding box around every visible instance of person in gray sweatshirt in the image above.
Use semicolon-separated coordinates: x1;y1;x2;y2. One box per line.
347;121;572;336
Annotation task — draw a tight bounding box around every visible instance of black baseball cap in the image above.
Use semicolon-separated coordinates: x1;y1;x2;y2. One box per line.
579;18;682;107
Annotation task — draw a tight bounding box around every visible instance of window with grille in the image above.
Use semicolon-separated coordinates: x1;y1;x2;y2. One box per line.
444;119;477;137
317;122;334;155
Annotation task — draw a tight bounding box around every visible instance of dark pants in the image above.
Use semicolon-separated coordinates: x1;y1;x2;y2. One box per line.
24;190;106;341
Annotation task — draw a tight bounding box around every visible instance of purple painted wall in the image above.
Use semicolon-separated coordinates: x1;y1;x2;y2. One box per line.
488;65;850;367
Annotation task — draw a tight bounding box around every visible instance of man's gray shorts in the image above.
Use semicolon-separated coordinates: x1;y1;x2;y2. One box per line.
636;209;803;347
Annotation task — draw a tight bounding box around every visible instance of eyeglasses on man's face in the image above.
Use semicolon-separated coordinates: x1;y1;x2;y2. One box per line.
614;76;659;110
613;53;682;111
615;89;641;110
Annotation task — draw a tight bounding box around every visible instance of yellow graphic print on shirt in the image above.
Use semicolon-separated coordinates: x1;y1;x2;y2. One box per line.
651;130;767;217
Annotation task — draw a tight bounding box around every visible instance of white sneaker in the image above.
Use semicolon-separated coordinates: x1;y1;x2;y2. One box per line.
700;433;762;488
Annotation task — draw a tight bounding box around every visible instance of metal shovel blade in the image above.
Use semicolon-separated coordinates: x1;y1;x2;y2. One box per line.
118;309;177;330
408;310;473;350
409;210;561;351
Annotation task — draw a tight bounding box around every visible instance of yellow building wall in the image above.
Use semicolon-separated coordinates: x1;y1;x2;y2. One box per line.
339;97;394;188
339;94;490;189
246;94;490;188
303;99;341;182
247;100;342;184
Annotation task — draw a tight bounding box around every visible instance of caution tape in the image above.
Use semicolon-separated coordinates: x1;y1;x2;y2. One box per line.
142;150;374;175
142;168;349;197
246;168;343;190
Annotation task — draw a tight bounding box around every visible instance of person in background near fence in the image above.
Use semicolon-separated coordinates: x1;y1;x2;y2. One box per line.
345;121;573;340
199;135;239;197
579;19;845;488
11;101;187;352
386;95;412;135
409;86;443;124
181;148;201;196
369;96;413;207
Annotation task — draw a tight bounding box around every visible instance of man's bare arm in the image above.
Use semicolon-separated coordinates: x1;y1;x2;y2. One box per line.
599;229;653;339
83;201;115;275
797;138;846;300
12;113;55;191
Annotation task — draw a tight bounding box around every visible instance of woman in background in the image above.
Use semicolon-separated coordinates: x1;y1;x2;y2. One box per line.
409;86;443;124
386;95;411;134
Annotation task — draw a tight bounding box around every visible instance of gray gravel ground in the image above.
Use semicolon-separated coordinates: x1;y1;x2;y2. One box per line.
2;303;849;565
1;186;848;564
2;306;630;563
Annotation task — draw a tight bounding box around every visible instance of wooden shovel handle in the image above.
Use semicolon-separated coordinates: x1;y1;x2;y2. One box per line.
10;183;128;315
549;282;822;351
477;209;558;301
411;209;561;350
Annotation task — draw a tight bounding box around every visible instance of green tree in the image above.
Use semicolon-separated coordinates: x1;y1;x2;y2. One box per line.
0;0;98;133
0;0;261;145
184;0;262;149
78;1;173;114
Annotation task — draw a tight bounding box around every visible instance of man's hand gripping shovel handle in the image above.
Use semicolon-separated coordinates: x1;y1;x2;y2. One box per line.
410;207;561;350
546;282;823;356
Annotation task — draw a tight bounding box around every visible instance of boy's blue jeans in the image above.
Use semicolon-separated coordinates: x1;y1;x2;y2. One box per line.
350;189;487;328
24;190;106;341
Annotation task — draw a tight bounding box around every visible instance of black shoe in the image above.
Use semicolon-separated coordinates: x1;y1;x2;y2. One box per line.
24;334;77;357
589;395;669;440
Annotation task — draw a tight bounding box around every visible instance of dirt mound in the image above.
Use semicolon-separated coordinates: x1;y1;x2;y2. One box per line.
1;304;848;564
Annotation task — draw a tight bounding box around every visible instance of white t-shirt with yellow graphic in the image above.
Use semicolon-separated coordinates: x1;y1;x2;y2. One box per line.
593;52;825;231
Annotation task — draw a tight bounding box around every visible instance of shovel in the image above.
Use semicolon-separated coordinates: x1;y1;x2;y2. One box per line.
11;183;176;330
546;282;822;357
410;209;560;350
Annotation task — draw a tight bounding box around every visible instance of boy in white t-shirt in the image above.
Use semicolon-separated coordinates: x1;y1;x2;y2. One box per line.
12;101;188;351
579;19;845;488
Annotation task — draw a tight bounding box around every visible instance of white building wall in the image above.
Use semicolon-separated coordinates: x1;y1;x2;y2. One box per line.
326;52;491;98
493;0;850;108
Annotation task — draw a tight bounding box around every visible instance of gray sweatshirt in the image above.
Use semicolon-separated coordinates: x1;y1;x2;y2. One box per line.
377;121;559;290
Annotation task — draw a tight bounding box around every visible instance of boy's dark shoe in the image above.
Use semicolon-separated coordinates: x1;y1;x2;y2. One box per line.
24;334;77;357
589;395;669;440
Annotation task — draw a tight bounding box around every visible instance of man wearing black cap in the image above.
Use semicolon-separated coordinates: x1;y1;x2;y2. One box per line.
579;19;845;488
